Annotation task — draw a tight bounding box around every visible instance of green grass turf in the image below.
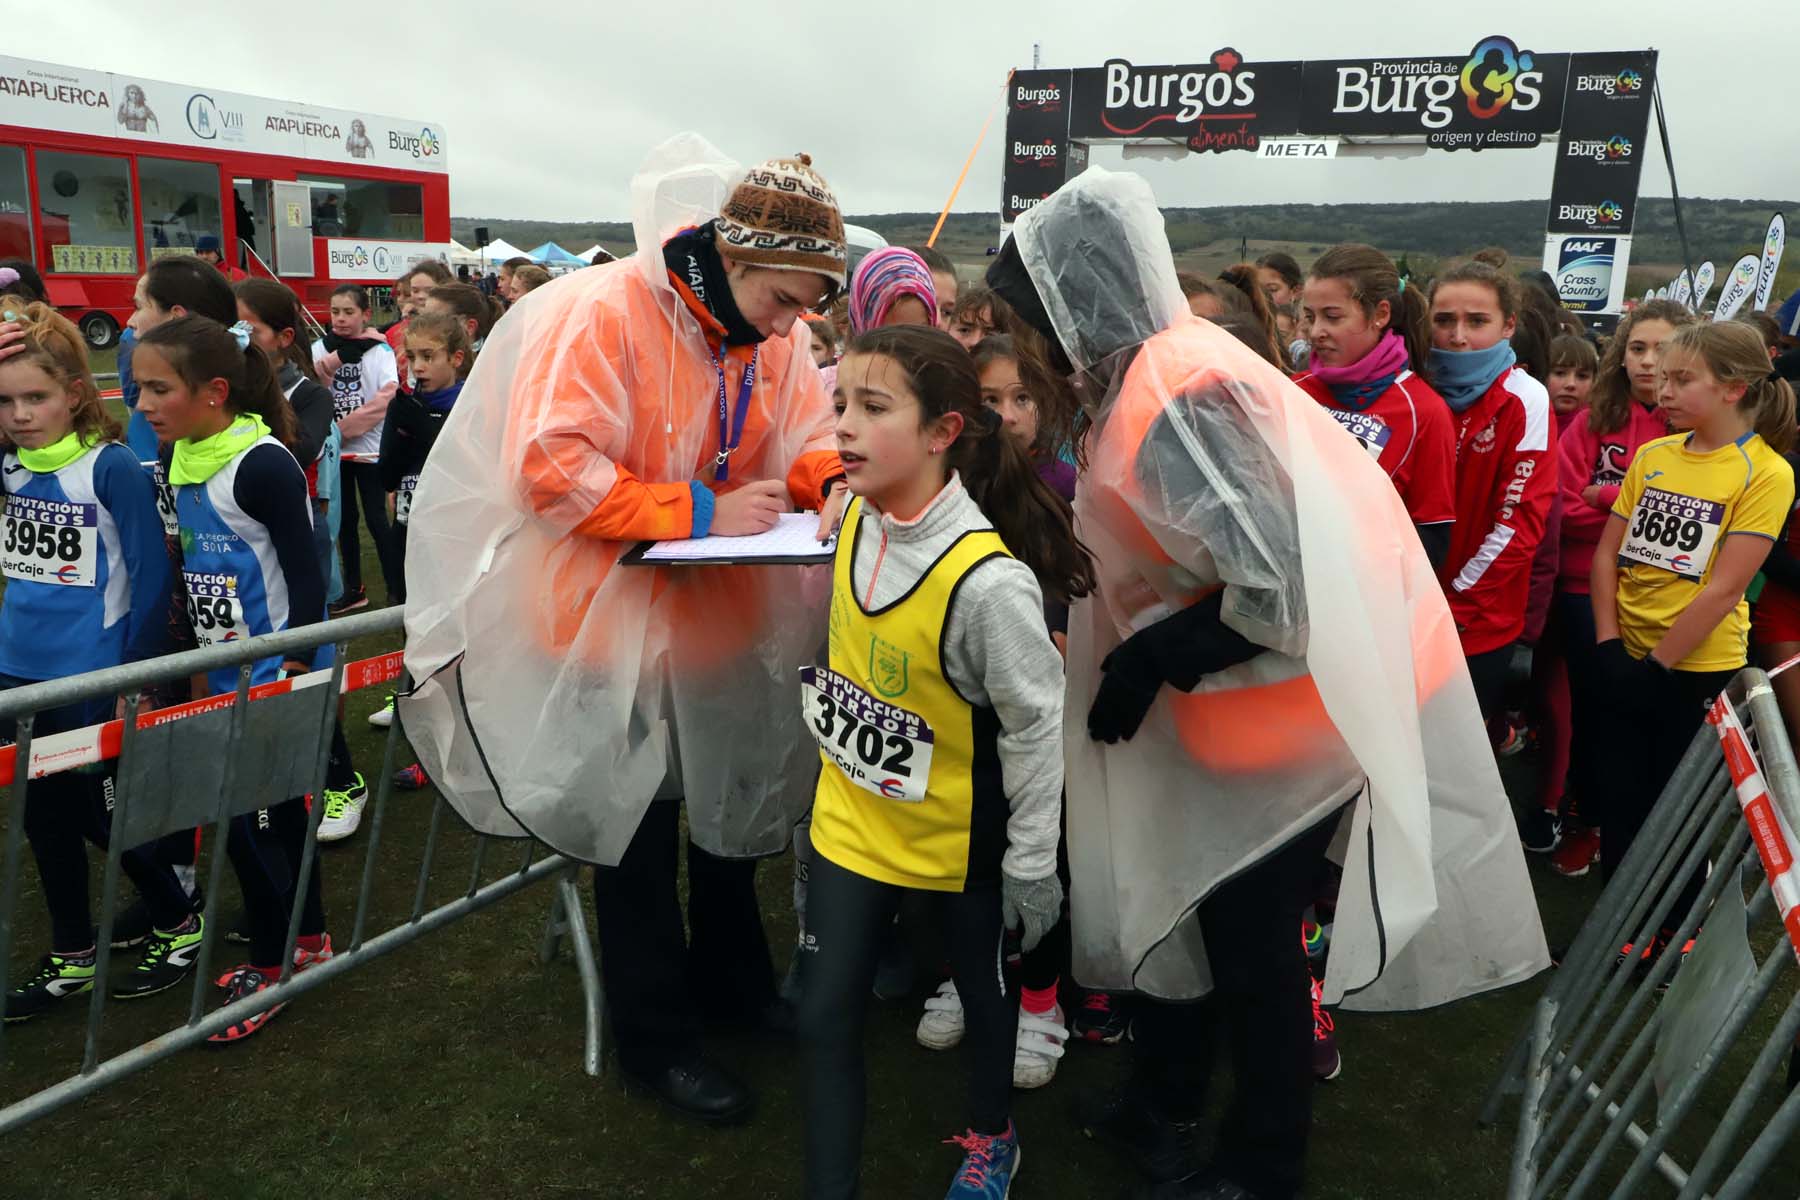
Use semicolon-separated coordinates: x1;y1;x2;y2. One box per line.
3;539;1798;1198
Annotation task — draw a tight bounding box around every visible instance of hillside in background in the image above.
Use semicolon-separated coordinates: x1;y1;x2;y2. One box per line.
455;198;1798;301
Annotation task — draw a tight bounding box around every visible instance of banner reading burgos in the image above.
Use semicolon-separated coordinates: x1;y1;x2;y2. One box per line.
1298;36;1569;150
1067;52;1303;155
324;239;453;282
1544;50;1656;236
1001;69;1074;230
0;54;447;172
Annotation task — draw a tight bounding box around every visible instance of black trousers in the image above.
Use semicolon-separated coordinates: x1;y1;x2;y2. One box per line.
1131;807;1343;1200
337;460;403;602
1465;644;1514;723
1019;824;1071;992
1591;655;1735;931
799;851;1016;1200
590;798;776;1068
1557;593;1604;815
227;797;326;970
1;679;191;951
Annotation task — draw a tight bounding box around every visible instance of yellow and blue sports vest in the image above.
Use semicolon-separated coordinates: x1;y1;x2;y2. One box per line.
805;499;1012;893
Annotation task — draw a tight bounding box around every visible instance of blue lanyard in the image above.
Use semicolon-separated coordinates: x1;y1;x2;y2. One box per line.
711;345;759;483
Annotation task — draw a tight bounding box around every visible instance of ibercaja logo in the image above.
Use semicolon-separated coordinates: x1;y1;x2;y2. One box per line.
1011;139;1059;165
1014;81;1063;112
1459;35;1545;121
1575;67;1645;97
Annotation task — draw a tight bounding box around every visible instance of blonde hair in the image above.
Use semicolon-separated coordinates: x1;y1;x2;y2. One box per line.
0;295;119;448
1663;322;1798;455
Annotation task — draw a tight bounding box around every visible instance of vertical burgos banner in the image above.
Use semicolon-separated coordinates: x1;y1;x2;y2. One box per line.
1001;70;1074;233
1542;50;1657;315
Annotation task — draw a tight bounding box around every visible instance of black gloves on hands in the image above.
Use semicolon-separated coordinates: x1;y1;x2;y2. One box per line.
1086;590;1264;744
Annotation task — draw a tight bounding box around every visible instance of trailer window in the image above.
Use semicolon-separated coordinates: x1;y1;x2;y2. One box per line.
138;157;222;261
0;147;29;262
301;177;424;240
36;150;136;274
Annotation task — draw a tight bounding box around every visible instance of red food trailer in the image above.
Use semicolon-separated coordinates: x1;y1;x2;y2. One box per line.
0;54;451;347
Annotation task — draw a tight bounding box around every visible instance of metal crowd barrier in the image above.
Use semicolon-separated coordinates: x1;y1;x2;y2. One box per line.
0;608;603;1138
1482;668;1800;1198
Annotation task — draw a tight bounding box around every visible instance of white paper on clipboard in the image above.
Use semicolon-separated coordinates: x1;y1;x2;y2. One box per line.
639;512;836;563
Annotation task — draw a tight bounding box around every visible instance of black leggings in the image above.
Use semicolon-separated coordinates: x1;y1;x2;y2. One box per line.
1131;806;1343;1200
337;460;403;602
799;852;1015;1200
227;797;325;970
1019;826;1071;992
2;680;191;951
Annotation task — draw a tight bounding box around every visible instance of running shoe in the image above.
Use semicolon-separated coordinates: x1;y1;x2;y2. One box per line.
1552;826;1602;878
3;951;96;1023
1138;1173;1264;1199
1311;972;1341;1082
108;883;206;949
1072;989;1130;1044
1520;806;1563;854
943;1121;1019;1200
206;967;283;1043
214;934;334;987
113;915;205;999
393;762;430;791
1075;1083;1202;1183
1013;1004;1068;1089
328;587;368;616
917;979;965;1050
317;772;369;842
1493;722;1528;758
367;695;396;729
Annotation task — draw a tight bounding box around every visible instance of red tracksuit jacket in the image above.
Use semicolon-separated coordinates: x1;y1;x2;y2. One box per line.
1440;365;1557;656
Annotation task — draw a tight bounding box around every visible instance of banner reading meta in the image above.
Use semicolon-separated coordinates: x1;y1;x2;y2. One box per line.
1000;70;1074;228
1545;50;1657;237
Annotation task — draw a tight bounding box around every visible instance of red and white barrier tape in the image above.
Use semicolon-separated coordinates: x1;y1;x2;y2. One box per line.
1710;695;1800;962
0;651;404;788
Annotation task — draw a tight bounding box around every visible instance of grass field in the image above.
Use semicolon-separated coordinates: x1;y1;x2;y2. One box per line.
4;534;1799;1198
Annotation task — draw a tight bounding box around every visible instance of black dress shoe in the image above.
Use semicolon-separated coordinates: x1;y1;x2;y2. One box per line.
619;1052;755;1125
1076;1082;1203;1183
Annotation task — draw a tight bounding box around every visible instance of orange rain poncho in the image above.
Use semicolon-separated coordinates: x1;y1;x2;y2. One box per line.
1016;169;1548;1009
397;135;837;864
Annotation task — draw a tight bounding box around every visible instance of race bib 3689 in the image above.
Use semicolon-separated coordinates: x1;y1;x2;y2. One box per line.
1620;486;1724;580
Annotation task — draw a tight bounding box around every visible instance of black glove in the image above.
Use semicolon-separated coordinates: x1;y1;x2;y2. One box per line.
1086;591;1264;744
1596;637;1668;687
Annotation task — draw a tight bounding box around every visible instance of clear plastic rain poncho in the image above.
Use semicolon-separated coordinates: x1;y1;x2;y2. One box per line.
397;134;833;864
1021;168;1549;1009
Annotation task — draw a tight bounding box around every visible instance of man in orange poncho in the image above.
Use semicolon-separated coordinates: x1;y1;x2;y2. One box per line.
400;137;850;1124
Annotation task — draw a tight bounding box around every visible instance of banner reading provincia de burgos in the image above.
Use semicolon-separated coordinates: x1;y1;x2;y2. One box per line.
0;54;447;173
1542;50;1658;320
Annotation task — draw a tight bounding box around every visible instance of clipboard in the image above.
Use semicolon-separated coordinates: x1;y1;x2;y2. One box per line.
622;511;838;567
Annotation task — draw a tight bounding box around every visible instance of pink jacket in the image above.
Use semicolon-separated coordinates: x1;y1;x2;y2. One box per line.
1556;400;1670;594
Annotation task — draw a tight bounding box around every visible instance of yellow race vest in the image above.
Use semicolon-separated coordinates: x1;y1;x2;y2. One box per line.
805;499;1011;892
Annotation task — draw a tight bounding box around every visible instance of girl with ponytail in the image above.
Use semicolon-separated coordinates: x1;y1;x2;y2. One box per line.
799;323;1089;1197
1295;243;1455;568
131;315;334;1042
1590;320;1795;940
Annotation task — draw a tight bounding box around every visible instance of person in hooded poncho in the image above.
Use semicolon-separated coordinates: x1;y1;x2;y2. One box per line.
398;136;851;1125
986;168;1548;1200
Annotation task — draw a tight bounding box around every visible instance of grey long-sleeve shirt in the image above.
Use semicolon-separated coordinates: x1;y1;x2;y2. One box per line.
843;474;1064;881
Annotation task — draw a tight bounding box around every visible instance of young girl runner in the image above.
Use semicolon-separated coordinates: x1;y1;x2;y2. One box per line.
799;324;1088;1199
133;315;334;1042
313;284;401;611
1429;261;1557;726
236;280;368;841
1591;322;1795;948
370;312;470;793
1294;244;1456;568
0;299;197;1021
1517;334;1602;856
1550;303;1690;875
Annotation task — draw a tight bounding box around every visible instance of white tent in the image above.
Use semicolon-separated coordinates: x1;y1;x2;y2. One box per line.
447;239;484;268
577;245;610;263
478;238;534;265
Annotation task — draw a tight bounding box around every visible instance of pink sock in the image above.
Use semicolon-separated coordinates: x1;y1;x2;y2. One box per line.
1021;983;1059;1015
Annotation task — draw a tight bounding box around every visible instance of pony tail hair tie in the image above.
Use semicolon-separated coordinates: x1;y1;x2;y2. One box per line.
228;320;254;352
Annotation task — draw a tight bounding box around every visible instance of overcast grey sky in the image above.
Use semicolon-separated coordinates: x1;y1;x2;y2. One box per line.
12;1;1797;220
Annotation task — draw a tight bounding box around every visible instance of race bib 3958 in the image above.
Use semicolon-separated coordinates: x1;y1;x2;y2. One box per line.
2;494;98;586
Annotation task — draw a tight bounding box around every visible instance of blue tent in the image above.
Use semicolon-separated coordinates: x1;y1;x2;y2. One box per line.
528;242;587;266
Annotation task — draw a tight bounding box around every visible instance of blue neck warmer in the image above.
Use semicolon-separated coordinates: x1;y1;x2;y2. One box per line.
420;379;464;414
1428;342;1516;412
